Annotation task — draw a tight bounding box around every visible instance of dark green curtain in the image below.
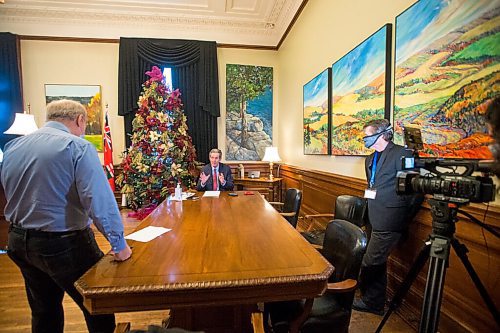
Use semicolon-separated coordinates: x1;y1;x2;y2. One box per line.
0;32;23;150
118;38;219;163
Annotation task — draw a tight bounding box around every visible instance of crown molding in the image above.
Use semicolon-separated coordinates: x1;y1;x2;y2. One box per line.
1;0;307;48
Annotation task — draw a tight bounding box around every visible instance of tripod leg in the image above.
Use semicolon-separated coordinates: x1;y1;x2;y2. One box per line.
451;239;500;327
375;242;430;333
419;237;449;333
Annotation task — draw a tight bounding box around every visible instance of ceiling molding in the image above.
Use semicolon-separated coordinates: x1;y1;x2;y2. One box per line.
1;0;307;48
18;35;279;50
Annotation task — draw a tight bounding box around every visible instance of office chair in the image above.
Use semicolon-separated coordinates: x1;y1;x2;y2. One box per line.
265;220;368;333
269;188;303;228
301;194;367;247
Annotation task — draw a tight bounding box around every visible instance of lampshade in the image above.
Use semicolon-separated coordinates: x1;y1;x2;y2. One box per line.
262;147;281;162
4;113;38;135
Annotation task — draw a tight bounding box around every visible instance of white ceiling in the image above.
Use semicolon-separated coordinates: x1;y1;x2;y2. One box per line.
0;0;305;47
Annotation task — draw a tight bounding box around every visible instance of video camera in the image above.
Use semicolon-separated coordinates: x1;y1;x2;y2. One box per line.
396;127;496;203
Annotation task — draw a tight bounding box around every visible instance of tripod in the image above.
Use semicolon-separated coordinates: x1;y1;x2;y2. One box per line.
376;197;500;333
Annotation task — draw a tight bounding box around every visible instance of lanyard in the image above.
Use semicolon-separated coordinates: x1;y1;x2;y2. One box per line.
369;151;378;188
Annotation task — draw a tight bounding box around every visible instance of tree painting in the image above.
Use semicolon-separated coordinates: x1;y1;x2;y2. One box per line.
394;0;498;159
226;64;273;160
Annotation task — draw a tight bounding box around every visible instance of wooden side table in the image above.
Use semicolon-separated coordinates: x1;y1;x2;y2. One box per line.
234;177;283;202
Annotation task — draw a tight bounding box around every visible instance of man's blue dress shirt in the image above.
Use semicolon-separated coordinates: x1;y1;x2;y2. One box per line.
0;121;126;252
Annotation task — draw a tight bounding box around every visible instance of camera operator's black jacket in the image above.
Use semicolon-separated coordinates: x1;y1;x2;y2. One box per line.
365;142;420;231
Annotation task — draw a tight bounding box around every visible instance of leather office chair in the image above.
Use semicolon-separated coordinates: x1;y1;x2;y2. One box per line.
301;194;367;247
269;188;302;228
265;220;368;333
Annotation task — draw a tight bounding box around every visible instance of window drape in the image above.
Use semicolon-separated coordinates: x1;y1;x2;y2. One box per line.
0;32;23;150
118;38;219;163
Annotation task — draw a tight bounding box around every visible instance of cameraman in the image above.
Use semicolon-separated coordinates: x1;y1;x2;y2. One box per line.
486;97;500;178
353;119;422;315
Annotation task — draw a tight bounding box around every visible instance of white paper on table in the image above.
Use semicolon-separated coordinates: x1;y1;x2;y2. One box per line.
125;226;171;242
203;191;220;197
169;192;196;201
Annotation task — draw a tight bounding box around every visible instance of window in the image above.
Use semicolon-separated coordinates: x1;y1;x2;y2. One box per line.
163;67;173;90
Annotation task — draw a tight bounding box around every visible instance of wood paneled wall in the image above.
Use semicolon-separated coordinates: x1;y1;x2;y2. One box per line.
276;164;499;333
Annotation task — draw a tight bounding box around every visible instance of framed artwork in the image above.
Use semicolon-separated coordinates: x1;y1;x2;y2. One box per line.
331;24;392;156
225;64;273;161
45;84;103;152
303;68;331;155
394;0;498;159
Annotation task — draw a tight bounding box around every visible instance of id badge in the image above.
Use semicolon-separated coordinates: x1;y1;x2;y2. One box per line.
364;188;377;199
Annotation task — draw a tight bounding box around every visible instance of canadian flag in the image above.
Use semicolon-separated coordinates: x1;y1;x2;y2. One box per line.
103;111;115;191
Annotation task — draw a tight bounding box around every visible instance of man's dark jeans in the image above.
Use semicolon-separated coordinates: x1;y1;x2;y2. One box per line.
7;225;115;333
358;230;402;310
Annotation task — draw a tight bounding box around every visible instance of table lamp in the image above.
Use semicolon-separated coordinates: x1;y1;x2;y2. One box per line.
4;104;38;135
262;146;281;180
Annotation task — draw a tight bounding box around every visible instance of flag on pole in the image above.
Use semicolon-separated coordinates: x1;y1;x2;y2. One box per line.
103;111;115;191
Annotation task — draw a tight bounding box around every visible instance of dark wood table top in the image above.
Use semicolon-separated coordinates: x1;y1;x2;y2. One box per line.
76;191;333;314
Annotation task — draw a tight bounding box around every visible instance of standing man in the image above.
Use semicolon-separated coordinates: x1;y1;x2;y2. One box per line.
196;148;234;191
353;118;421;315
486;97;500;178
1;99;132;333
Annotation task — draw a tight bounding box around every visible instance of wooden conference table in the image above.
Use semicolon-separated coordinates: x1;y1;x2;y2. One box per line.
76;191;333;332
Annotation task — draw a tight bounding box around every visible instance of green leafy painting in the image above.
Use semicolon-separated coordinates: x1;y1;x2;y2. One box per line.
226;64;273;160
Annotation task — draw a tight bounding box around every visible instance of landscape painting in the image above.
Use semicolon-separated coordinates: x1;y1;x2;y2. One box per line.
331;24;392;156
394;0;498;159
45;84;103;151
226;64;273;160
304;68;331;155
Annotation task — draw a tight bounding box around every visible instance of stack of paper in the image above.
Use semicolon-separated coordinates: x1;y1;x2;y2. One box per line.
203;191;220;197
125;226;171;242
169;192;196;201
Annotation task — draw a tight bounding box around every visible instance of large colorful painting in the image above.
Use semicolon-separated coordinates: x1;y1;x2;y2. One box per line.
45;84;103;152
304;68;331;155
226;64;273;160
394;0;498;159
331;24;392;156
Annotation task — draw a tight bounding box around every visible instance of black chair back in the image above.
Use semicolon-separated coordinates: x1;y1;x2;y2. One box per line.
267;220;368;333
322;219;367;283
334;195;367;228
282;188;302;228
301;195;367;246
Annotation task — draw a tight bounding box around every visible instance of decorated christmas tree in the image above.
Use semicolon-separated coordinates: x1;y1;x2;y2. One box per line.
116;66;197;211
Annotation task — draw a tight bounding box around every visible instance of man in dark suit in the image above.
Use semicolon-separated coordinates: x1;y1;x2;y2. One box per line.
196;148;234;191
486;97;500;178
353;119;421;315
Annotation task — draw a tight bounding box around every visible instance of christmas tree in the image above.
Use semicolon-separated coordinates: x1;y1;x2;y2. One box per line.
116;66;197;211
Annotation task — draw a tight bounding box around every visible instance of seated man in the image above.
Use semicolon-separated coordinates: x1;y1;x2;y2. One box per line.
196;148;234;191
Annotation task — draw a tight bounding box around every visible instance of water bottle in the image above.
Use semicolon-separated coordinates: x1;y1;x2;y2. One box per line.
175;183;182;201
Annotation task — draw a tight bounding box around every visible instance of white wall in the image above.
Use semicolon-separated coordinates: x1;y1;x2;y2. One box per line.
20;40;122;162
277;0;416;179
